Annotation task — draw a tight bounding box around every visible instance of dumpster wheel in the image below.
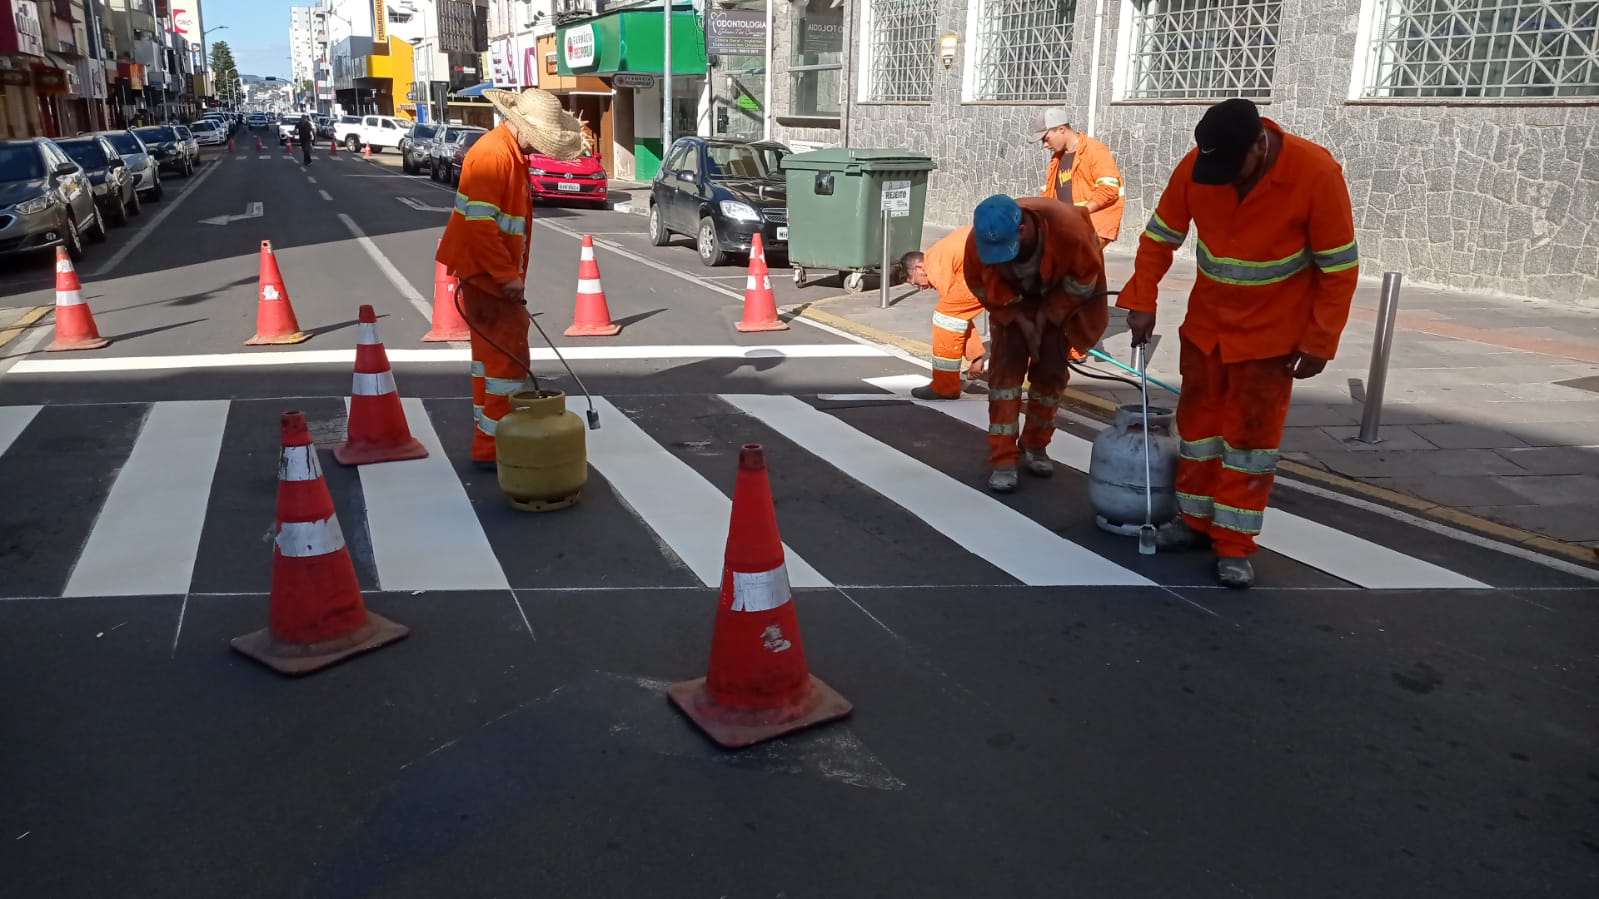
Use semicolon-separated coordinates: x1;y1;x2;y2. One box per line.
793;266;807;288
844;271;868;294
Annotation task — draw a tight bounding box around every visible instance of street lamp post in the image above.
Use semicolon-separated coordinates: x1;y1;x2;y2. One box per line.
203;24;229;109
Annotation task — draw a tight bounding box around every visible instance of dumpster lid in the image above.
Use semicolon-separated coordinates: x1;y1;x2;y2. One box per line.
781;148;937;173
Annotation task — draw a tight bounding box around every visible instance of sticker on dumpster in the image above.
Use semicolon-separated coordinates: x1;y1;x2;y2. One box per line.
881;180;911;218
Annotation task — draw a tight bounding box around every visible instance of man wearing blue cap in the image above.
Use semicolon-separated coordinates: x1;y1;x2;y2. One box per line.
964;195;1109;492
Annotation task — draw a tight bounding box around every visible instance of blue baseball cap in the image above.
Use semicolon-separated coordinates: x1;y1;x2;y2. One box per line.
973;195;1023;264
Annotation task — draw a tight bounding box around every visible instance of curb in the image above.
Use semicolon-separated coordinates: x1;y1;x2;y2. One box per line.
790;301;1599;567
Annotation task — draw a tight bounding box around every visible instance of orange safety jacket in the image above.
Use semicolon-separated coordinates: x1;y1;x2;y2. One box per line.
924;225;983;319
436;124;532;291
1117;119;1359;363
964;197;1109;355
1041;134;1125;243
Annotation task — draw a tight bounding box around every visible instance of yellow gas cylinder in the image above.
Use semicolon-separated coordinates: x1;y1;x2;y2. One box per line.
495;389;588;512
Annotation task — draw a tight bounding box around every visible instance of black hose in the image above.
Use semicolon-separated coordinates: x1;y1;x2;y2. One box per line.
452;285;602;430
1068;359;1142;390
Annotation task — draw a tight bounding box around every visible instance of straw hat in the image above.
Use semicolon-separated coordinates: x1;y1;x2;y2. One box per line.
483;87;588;160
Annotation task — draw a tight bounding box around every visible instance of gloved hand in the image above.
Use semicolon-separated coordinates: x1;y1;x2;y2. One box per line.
499;278;527;303
1125;309;1156;346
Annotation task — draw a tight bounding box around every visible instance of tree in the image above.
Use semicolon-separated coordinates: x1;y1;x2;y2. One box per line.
210;41;242;105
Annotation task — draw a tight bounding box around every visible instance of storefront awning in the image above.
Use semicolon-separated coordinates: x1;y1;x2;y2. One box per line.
555;6;705;77
455;82;495;97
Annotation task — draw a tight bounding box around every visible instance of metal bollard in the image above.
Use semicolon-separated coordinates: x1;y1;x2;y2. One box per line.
1357;272;1402;444
880;206;892;310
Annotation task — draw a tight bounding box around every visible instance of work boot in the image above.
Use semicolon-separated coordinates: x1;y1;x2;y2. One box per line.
911;384;960;401
1155;518;1212;551
1216;557;1255;589
962;380;988;396
987;466;1019;493
1023;448;1054;478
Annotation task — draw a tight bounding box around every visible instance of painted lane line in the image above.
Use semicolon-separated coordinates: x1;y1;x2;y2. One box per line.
876;379;1493;591
8;344;891;374
199;201;263;226
336;212;434;321
0;306;51;349
397;196;452;213
63;401;229;597
0;405;42;457
724;394;1153;587
306;176;317;184
585;396;829;588
352;397;509;591
319;189;333;201
90;155;224;278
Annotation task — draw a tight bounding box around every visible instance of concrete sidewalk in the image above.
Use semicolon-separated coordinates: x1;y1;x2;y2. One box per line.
789;238;1599;561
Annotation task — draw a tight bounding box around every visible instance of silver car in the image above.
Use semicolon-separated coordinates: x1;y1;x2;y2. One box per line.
190;120;226;147
0;138;107;261
98;129;162;201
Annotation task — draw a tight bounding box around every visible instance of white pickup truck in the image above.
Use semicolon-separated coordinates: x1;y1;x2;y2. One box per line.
334;114;410;154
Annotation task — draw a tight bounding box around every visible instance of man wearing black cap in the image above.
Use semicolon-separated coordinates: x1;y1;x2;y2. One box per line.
1116;98;1359;589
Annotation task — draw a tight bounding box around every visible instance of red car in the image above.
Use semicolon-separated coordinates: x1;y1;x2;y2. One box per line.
528;150;607;205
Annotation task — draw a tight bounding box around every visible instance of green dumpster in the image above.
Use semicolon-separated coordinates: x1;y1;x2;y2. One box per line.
780;149;937;292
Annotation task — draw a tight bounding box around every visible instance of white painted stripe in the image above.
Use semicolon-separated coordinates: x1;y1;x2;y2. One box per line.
352;369;398;396
276;515;347;558
354;397;509;591
732;565;792;612
0;405;42;458
10;344;891;374
577;278;603;294
279;444;322;482
54;289;84;307
90;152;223;278
63;401;228;597
336;212;433;321
895;382;1491;590
355;321;380;345
306;176;317;184
585;397;829;588
319;189;333;201
724;394;1153;587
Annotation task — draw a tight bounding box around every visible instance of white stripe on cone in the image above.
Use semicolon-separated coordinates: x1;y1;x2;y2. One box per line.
352;369;398;396
55;289;86;307
56;259;73;274
276;515;348;557
355;321;381;345
577;278;604;294
279;445;323;482
730;564;792;612
580;244;595;260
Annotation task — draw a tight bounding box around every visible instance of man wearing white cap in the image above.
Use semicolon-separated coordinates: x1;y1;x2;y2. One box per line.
1030;108;1125;249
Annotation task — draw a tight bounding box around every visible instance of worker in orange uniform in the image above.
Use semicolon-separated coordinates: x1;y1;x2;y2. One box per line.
437;87;586;467
1119;98;1359;589
965;195;1109;493
1032;108;1125;250
894;225;988;400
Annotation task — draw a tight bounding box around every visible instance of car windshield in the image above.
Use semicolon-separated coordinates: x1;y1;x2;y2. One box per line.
191;121;215;131
0;144;45;181
705;144;786;179
134;127;177;143
105;133;143;155
58;141;108;169
460;132;484;149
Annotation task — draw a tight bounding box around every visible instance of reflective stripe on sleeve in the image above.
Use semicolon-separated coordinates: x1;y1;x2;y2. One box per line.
1143;213;1187;246
1197;240;1311;286
1094;176;1120;188
1213;503;1265;535
1312;239;1359;273
1059;274;1097;297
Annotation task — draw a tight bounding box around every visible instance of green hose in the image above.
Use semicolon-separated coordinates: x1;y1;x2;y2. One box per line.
1086;347;1182;394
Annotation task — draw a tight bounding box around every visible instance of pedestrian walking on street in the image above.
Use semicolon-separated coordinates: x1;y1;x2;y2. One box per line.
895;224;988;401
964;195;1109;494
295;115;314;165
436;87;587;467
1118;98;1359;590
1031;108;1125;250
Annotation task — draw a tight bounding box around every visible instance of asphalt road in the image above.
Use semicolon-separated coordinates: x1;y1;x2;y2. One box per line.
0;146;1595;899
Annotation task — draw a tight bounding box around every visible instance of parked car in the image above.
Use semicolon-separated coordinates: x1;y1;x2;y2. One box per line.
337;114;408;153
97;130;161;202
399;122;437;173
189;120;226;147
0;137;106;261
528;149;607;206
440;130;488;185
134;125;196;177
648;136;790;267
56;135;140;226
247;113;268;130
428;126;484;182
315;115;334;139
278;114;314;145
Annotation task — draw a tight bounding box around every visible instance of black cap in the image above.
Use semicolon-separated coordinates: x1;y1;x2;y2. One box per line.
1191;98;1262;185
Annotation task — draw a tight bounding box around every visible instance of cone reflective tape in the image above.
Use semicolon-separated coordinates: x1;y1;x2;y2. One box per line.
564;234;621;337
423;239;470;341
45;246;110;351
335;305;428;465
734;233;788;333
231;411;408;676
666;444;851;748
246;240;309;345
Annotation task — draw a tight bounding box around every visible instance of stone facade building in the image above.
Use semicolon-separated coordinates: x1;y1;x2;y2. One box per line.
765;0;1599;305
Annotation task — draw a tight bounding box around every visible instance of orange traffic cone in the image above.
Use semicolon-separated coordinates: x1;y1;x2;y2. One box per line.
666;444;852;748
734;234;787;332
330;138;338;156
422;240;469;342
45;247;109;352
363;142;372;158
246;240;309;345
335;305;427;465
227;137;235;153
283;138;291;155
564;234;620;337
255;135;263;151
231;411;409;675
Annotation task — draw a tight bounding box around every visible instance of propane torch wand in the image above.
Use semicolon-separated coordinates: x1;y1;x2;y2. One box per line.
453;286;601;430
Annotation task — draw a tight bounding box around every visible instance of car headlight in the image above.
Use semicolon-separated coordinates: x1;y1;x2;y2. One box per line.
720;201;759;222
15;196;51;214
528;167;547;176
597;170;607;180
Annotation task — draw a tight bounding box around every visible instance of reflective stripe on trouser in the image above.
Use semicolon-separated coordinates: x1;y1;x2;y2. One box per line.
1172;337;1295;557
929;308;983;396
986;316;1070;468
461;282;531;462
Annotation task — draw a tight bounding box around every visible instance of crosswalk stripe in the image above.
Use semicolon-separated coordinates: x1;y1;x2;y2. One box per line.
725;394;1154;587
63;401;228;597
355;397;510;591
908;392;1490;590
586;396;829;588
0;405;41;458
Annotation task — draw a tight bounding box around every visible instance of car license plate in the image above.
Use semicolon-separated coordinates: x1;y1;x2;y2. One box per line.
557;181;582;192
776;227;789;241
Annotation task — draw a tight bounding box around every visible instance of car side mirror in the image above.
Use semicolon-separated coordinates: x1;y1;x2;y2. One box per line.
53;162;77;177
676;170;696;184
110;159;126;170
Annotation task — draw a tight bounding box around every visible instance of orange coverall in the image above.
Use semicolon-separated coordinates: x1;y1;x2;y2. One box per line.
436;124;534;463
924;225;986;397
966;198;1109;469
1117;118;1359;557
1042;134;1125;245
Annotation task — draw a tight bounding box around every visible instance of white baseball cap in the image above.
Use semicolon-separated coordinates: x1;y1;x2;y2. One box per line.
1028;108;1071;141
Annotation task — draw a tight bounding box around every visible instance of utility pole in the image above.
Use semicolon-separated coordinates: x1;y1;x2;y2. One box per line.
662;0;672;162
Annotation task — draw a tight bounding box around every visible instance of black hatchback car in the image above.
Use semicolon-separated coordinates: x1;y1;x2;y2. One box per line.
55;135;140;227
647;137;789;267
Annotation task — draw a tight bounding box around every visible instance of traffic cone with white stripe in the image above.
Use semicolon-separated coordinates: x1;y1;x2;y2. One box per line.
666;443;852;748
422;239;469;341
734;233;787;332
246;240;309;345
255;135;263;151
231;411;409;676
363;142;372;158
335;305;427;465
46;246;109;352
563;234;620;337
329;138;338;156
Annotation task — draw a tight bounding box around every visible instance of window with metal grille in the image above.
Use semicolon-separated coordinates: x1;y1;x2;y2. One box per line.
864;0;938;102
1357;0;1599;99
967;0;1077;102
791;0;845;118
1121;0;1279;101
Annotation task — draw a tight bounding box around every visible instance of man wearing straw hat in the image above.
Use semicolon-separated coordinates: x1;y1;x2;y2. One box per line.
437;87;588;466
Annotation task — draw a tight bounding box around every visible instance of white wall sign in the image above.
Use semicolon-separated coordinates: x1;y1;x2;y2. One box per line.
12;1;44;58
563;24;596;68
170;5;200;42
881;180;910;217
612;73;653;89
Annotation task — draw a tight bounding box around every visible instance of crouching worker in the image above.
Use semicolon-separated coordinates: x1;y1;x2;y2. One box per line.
894;224;988;400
